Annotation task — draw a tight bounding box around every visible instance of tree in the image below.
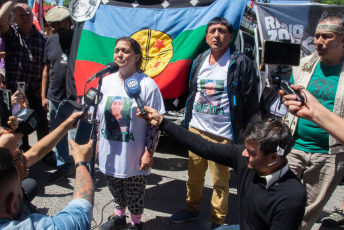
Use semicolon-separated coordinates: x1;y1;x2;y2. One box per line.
312;0;344;4
44;1;51;6
63;0;71;8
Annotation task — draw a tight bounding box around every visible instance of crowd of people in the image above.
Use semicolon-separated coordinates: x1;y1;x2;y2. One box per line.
0;0;343;229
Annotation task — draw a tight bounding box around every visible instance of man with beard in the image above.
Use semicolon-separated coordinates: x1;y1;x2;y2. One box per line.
41;6;76;181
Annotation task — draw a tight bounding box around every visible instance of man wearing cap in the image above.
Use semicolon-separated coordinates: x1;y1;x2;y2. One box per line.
0;0;52;159
42;6;76;182
284;11;344;229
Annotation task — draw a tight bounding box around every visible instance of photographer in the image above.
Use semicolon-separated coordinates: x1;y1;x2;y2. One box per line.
283;11;344;230
0;112;85;220
0;138;94;229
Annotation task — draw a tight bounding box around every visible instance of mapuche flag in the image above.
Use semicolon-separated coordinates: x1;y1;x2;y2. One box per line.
73;0;247;99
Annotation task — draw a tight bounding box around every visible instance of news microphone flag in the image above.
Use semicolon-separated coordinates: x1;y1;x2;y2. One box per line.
124;77;148;120
73;0;247;99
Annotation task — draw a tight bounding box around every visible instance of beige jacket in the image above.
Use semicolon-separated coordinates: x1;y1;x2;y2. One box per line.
284;53;344;154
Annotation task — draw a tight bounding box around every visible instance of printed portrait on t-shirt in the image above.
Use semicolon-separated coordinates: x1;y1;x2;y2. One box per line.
103;96;132;142
194;79;225;115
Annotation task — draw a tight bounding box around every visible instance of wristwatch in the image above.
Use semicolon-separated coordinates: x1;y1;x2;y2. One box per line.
75;161;88;169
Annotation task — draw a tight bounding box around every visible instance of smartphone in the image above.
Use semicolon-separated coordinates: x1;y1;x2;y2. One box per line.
17;82;25;93
74;119;93;145
0;89;12;129
262;40;301;66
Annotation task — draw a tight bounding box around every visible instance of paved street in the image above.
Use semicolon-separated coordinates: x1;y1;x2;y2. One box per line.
28;134;344;230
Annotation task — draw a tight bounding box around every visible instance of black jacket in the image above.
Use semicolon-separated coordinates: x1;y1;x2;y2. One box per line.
184;47;259;144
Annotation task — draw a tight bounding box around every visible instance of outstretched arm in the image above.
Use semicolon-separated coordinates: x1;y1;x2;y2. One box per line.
137;106;243;170
24;112;83;167
71;139;94;205
281;84;344;145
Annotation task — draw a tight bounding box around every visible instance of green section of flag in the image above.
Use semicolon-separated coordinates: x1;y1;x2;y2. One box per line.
77;30;117;65
77;26;238;65
170;26;207;62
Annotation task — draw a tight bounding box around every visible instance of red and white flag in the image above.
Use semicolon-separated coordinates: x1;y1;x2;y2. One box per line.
32;0;43;31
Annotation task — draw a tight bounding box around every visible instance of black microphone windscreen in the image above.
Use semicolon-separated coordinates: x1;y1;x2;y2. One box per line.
106;62;119;73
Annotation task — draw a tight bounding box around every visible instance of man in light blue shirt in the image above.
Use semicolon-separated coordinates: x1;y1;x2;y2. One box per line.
0;124;95;230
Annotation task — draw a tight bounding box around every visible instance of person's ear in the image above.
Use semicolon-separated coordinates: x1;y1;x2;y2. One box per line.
135;54;141;62
271;152;278;161
6;192;17;217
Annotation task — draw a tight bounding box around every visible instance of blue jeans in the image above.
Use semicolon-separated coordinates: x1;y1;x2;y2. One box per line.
49;100;76;171
215;225;240;230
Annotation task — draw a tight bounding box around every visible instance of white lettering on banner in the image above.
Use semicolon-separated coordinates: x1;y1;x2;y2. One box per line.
264;16;304;42
265;16;276;29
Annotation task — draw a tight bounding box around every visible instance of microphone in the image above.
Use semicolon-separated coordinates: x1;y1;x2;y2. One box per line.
124;77;148;120
268;159;279;166
86;62;119;83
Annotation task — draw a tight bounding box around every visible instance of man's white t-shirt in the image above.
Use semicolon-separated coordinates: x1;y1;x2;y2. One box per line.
98;72;165;178
189;48;232;140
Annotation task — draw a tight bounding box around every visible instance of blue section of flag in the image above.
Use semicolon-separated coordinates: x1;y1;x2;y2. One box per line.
83;0;246;39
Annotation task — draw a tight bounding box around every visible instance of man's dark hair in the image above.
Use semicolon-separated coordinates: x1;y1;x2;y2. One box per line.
206;17;233;34
116;37;143;73
0;147;18;187
318;11;344;26
243;119;293;156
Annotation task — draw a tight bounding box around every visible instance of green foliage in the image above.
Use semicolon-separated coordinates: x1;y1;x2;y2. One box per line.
43;1;51;6
63;0;71;8
312;0;344;4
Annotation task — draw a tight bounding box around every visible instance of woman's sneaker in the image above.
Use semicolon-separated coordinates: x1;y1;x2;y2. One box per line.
98;215;127;230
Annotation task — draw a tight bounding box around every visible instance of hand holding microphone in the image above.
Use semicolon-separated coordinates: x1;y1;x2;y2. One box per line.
124;77;148;121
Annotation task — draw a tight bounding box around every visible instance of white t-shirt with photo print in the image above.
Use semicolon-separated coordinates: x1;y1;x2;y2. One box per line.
98;72;165;178
189;47;232;140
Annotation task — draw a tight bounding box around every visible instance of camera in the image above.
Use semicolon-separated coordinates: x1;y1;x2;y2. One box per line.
262;40;304;103
14;108;39;135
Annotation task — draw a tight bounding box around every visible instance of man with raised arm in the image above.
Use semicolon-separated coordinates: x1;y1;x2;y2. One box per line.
0;0;51;160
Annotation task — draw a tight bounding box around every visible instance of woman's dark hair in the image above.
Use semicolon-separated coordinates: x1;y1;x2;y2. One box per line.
206;17;233;34
116;37;143;73
243;119;293;157
0;147;18;187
